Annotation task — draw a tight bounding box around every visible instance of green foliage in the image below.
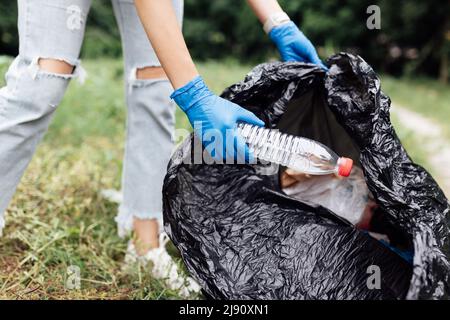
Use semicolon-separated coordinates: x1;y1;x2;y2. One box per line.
183;0;449;77
183;0;274;62
0;1;448;78
0;57;252;299
80;0;122;58
0;1;18;56
381;74;450;139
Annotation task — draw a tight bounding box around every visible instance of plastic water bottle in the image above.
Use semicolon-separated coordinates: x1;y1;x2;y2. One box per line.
237;123;353;177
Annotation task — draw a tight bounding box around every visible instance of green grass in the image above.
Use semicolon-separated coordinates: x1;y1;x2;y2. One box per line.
0;57;251;300
381;75;450;139
0;56;447;299
381;75;450;175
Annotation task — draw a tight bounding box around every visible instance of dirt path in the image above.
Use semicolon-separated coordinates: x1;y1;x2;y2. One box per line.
391;104;450;197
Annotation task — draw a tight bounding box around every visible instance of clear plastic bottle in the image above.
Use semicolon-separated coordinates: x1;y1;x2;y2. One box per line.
237;123;353;177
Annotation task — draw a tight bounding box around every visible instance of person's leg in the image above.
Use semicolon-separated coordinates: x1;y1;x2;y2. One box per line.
0;0;91;235
112;0;183;254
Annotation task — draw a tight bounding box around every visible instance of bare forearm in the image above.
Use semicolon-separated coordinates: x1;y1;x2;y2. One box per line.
134;0;198;89
247;0;283;24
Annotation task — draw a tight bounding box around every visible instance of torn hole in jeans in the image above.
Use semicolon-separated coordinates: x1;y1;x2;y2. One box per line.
127;66;168;93
27;57;87;84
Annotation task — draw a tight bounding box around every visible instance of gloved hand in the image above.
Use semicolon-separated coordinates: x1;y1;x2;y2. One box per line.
269;21;328;70
171;76;265;163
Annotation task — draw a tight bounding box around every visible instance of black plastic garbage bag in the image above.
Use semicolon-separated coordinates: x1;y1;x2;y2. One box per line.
163;53;450;300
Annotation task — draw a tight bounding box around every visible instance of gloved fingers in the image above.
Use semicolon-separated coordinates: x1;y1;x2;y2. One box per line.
234;109;262;162
211;138;226;163
319;61;329;71
300;42;328;71
220;126;254;164
236;109;265;127
283;54;303;62
289;38;328;70
194;124;224;163
223;129;237;163
234;132;254;164
308;52;328;71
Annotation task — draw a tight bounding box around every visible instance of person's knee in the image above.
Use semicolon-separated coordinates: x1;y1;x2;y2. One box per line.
29;57;86;85
3;56;81;112
38;58;75;75
136;66;167;80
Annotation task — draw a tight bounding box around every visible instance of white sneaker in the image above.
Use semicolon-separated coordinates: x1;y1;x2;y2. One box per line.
124;232;201;298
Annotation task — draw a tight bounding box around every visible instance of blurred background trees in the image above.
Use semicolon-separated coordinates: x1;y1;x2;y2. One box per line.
0;1;448;298
0;0;449;81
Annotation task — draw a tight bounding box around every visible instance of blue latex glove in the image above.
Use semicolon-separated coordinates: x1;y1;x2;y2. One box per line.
270;21;328;70
171;76;265;163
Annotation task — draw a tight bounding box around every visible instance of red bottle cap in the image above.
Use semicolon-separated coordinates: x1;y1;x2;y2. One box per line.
338;157;353;177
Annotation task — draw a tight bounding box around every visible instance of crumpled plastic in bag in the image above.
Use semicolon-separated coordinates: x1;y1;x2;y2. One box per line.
282;166;370;226
163;53;450;300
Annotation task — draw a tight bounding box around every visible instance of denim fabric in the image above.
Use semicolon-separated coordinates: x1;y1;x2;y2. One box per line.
0;0;183;236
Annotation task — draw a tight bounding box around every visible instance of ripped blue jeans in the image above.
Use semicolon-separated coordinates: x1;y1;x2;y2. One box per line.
0;0;183;236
